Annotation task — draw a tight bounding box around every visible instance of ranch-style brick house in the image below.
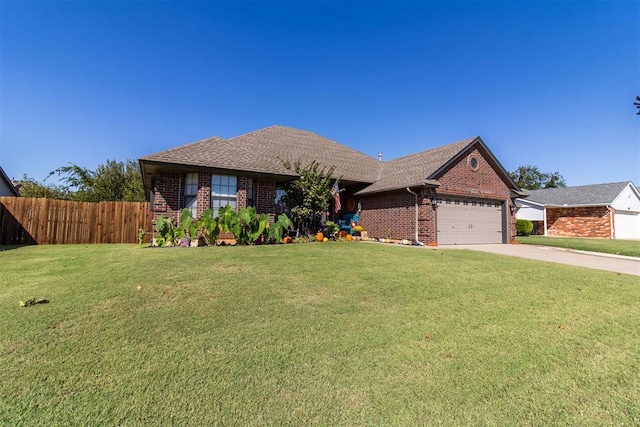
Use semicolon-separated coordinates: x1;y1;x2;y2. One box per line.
515;182;640;239
139;125;525;245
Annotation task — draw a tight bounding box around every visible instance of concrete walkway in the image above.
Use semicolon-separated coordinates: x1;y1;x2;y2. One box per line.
444;244;640;276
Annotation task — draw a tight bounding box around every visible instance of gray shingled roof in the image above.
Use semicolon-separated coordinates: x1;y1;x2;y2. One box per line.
141;125;382;183
140;126;520;196
525;182;631;206
355;137;477;194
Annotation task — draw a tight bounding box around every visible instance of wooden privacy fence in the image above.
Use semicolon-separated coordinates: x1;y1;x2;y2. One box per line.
0;197;154;245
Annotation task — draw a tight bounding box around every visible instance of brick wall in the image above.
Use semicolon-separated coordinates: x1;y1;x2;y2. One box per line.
547;206;612;238
418;189;438;244
237;176;248;210
436;149;511;200
152;171;277;221
197;173;211;218
360;189;437;243
153;172;183;221
257;181;277;219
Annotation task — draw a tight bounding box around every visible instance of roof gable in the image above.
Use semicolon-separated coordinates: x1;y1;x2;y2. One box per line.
611;182;640;211
355;136;521;195
355;137;476;195
525;182;632;206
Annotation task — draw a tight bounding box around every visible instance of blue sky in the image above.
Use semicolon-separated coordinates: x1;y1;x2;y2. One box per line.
1;1;638;187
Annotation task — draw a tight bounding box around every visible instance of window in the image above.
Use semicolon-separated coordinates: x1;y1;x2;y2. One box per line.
184;173;198;217
211;175;237;215
246;178;256;207
275;188;286;214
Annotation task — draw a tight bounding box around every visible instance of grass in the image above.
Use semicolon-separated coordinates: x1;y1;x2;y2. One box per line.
516;235;640;258
1;242;639;425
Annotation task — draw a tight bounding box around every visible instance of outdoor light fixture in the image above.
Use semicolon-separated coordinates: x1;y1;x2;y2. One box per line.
510;204;517;213
431;198;438;208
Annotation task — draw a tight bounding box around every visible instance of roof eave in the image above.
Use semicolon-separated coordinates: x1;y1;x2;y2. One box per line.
355;180;440;196
546;203;613;208
515;198;544;207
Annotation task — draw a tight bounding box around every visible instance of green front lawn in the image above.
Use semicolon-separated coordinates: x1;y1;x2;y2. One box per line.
516;235;640;258
1;243;638;425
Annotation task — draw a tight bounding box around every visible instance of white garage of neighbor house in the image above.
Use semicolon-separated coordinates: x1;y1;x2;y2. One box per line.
515;181;640;239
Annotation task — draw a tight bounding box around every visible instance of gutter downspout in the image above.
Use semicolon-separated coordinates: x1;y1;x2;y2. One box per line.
406;188;425;246
543;206;548;237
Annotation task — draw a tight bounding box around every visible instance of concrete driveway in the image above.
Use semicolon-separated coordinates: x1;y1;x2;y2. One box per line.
445;244;640;276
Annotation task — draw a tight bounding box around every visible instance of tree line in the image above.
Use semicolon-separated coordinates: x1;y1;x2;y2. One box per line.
15;159;146;202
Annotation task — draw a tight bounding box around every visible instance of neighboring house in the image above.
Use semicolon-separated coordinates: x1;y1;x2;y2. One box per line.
139;125;524;245
515;182;640;239
0;166;19;197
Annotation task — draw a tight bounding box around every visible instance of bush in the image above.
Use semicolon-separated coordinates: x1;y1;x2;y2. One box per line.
516;219;534;236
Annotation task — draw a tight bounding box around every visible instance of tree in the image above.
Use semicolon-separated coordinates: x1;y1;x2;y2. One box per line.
14;175;72;199
280;159;340;231
48;159;145;202
510;165;566;190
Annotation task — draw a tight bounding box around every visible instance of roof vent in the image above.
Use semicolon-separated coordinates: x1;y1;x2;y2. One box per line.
378;152;383;161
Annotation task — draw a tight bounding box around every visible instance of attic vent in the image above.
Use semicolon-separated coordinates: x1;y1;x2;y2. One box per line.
468;154;479;171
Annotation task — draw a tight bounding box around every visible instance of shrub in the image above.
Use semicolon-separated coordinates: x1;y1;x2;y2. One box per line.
325;221;339;237
516;219;534;236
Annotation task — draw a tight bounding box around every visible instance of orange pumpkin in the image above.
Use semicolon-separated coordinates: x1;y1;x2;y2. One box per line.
283;236;292;244
346;234;353;241
316;232;324;242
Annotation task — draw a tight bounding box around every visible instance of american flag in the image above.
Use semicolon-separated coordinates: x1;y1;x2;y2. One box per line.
332;182;341;213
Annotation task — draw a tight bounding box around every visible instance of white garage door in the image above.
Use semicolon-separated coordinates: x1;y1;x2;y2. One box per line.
437;197;504;245
614;211;640;239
